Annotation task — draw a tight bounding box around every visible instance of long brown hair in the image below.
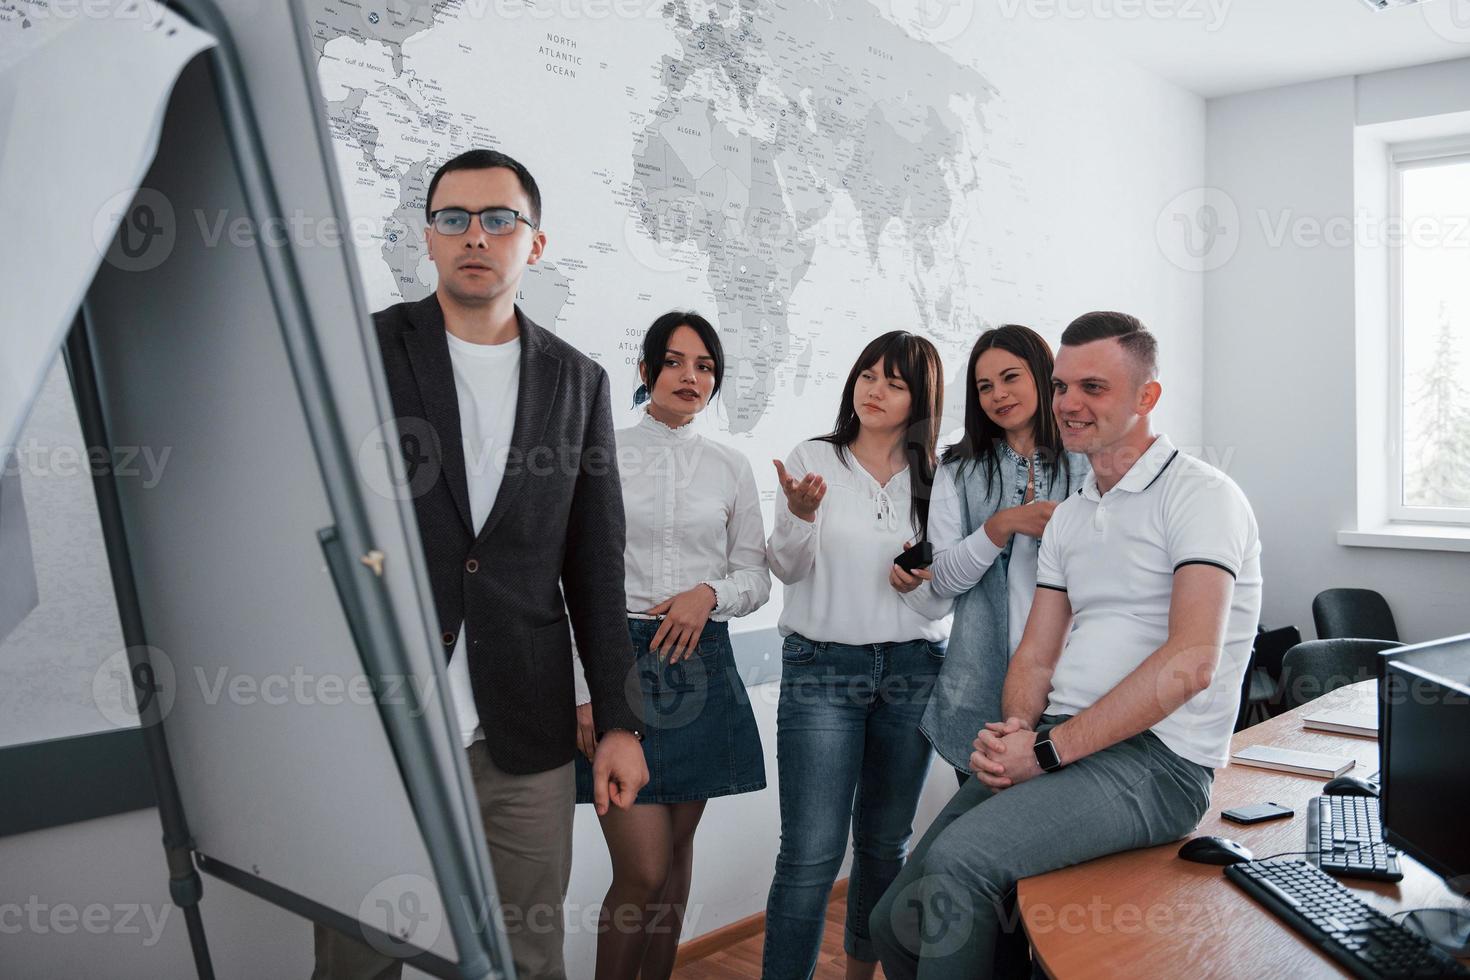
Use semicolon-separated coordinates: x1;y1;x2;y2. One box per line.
814;331;944;536
942;324;1070;492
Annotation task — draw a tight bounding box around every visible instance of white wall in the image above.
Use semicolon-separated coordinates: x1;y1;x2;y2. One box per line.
929;0;1208;444
2;10;1208;980
1203;59;1470;645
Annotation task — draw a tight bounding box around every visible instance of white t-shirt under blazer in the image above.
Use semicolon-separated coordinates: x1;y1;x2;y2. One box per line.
443;330;521;748
766;439;951;645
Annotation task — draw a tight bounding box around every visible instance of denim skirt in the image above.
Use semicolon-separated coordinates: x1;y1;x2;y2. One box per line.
575;618;766;805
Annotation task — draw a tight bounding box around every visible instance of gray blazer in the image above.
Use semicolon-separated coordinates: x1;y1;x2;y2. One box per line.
919;445;1089;772
374;294;641;775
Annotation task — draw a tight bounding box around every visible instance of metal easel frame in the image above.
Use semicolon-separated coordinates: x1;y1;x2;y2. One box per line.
63;2;510;975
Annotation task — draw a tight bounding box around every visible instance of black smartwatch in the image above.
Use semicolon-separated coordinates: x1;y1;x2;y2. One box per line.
1033;736;1063;773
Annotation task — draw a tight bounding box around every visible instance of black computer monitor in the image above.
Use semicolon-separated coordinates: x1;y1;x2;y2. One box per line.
1374;641;1414;767
1380;633;1470;953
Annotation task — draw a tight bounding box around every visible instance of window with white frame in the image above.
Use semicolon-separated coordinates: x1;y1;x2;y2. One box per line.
1390;142;1470;526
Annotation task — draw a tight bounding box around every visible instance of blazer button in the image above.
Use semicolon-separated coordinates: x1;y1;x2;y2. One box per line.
442;631;455;646
465;558;479;573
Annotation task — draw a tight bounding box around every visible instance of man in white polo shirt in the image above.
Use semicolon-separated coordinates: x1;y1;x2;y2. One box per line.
872;311;1262;979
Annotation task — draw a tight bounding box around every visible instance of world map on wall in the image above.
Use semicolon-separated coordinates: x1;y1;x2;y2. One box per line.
306;0;1041;449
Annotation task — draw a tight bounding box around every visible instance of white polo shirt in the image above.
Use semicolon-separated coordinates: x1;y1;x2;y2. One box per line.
1036;434;1262;769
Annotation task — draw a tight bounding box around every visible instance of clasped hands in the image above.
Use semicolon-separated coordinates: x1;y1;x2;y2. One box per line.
969;716;1045;790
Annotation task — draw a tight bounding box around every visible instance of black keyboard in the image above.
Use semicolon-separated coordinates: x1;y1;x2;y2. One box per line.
1309;794;1404;882
1227;860;1469;979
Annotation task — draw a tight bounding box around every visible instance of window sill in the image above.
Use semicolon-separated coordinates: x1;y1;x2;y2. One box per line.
1338;524;1470;553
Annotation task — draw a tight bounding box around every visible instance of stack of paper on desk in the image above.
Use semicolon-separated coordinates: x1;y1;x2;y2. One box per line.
1231;745;1356;777
1301;708;1378;738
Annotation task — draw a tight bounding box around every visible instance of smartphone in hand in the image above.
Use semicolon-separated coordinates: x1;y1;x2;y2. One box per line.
895;542;933;572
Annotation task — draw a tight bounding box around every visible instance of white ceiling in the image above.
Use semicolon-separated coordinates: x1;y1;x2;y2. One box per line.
1021;0;1470;98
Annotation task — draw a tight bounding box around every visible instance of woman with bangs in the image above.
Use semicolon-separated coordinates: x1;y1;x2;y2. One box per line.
919;324;1089;788
761;330;952;980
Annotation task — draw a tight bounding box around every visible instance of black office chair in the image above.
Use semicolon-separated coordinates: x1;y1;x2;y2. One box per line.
1235;642;1268;731
1275;638;1403;712
1235;625;1301;730
1312;588;1399;642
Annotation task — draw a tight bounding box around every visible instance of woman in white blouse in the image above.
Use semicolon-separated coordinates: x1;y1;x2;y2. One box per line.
761;331;950;980
572;311;771;980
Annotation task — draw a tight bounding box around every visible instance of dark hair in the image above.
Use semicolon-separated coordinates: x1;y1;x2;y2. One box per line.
943;324;1070;493
1059;311;1158;382
425;149;543;228
638;311;725;401
815;331;944;536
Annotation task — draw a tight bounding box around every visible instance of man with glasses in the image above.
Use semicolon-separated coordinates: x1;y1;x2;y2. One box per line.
314;149;647;980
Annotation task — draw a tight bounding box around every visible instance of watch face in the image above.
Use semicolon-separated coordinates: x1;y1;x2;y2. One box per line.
1035;738;1061;772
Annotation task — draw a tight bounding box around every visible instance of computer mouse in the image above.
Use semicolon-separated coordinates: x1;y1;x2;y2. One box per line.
1323;775;1379;797
1177;836;1255;865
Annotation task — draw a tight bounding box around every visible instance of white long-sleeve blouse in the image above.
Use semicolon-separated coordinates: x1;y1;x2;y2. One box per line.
573;409;771;704
766;439;950;645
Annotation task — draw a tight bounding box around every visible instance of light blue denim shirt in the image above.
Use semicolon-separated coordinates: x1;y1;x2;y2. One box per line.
918;443;1089;772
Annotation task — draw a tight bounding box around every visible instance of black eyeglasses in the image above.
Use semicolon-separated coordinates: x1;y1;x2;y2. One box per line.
428;207;537;236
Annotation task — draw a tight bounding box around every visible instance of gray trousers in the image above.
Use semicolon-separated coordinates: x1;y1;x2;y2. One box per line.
870;717;1213;980
312;741;575;980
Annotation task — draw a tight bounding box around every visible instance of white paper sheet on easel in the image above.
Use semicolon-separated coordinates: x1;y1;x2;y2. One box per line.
0;1;216;452
0;451;38;644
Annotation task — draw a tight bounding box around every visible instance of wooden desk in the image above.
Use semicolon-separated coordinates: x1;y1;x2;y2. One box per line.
1016;681;1470;978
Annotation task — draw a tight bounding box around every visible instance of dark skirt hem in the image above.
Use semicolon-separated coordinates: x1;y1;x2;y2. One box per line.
574;776;767;807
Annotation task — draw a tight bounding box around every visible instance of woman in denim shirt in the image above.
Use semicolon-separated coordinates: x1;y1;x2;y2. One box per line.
920;325;1088;784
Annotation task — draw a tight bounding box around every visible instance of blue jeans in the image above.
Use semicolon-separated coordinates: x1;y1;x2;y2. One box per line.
762;633;943;979
870;716;1214;979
